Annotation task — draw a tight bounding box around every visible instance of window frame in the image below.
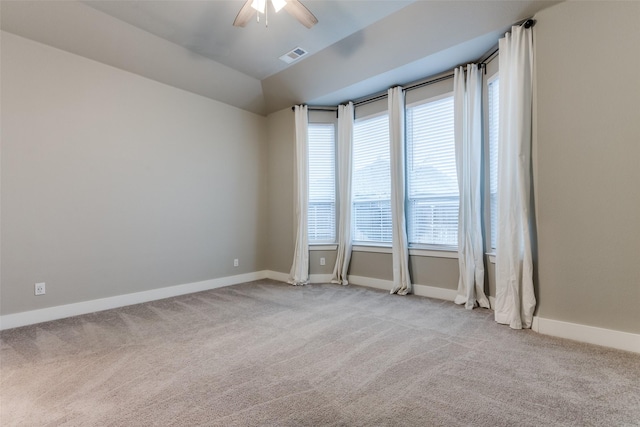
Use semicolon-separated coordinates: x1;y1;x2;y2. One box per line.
405;91;459;253
351;110;392;247
307;116;338;246
485;71;500;255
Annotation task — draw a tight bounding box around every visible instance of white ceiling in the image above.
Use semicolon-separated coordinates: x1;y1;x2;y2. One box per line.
82;0;414;80
0;1;560;115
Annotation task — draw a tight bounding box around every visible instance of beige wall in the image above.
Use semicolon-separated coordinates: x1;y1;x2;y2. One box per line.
534;1;640;333
4;0;639;336
265;107;339;277
1;32;267;315
265;96;463;293
309;250;337;276
347;251;459;291
265;107;295;274
349;251;393;281
265;1;640;336
264;72;483;293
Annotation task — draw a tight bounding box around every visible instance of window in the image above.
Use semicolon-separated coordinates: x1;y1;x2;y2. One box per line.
406;94;458;247
307;123;336;243
487;76;499;250
352;113;391;244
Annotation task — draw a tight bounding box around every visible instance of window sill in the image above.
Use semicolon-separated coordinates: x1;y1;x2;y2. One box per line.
352;244;458;259
352;244;392;254
486;253;496;264
309;244;338;251
409;248;458;259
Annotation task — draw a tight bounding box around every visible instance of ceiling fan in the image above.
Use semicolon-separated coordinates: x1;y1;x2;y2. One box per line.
233;0;318;29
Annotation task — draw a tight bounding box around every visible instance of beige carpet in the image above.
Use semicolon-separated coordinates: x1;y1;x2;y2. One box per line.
1;279;639;426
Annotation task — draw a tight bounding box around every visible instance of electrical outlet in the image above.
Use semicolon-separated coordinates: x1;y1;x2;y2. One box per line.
320;257;326;266
35;282;46;296
233;259;239;267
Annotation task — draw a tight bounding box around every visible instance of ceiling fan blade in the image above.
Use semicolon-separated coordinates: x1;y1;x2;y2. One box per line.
283;0;318;29
233;0;256;27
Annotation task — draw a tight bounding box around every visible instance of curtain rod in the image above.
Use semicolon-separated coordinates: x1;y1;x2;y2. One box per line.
345;18;536;108
405;73;455;92
353;91;387;108
479;18;536;68
351;71;456;108
291;106;338;111
293;17;536;111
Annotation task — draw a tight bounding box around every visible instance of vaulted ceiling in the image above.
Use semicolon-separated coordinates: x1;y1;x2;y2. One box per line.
0;1;559;115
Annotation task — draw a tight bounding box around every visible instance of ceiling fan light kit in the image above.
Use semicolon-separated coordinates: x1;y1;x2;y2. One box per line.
250;0;266;13
234;0;318;29
251;0;284;14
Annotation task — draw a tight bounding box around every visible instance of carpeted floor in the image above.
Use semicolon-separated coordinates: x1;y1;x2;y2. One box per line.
1;279;639;426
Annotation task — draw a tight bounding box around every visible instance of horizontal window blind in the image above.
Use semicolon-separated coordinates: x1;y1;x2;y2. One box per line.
352;114;391;244
488;77;499;250
308;123;336;243
406;95;458;247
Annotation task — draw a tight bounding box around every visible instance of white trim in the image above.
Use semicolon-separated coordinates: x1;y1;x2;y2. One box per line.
266;270;289;282
347;276;640;353
352;245;457;259
309;244;338;251
264;271;332;285
487;71;499;85
487;254;496;264
352;245;392;254
309;274;333;284
4;269;637;354
0;271;269;331
348;275;457;301
348;275;393;291
265;271;333;285
409;248;458;259
413;284;457;301
533;316;640;354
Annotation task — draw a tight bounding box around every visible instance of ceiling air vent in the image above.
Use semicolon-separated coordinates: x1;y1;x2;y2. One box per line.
279;47;308;64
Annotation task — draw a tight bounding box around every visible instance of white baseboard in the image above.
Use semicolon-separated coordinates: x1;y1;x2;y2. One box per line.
264;271;332;284
309;274;333;284
0;270;269;331
265;270;289;283
347;275;457;301
4;269;637;354
532;316;640;354
347;276;640;354
347;275;393;291
413;284;457;301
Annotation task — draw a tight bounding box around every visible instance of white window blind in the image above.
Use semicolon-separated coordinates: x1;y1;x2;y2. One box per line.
352;114;391;244
406;95;458;247
308;123;336;243
488;77;499;250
